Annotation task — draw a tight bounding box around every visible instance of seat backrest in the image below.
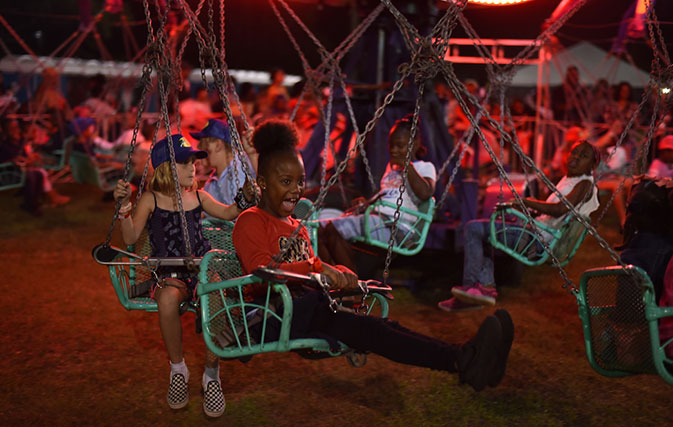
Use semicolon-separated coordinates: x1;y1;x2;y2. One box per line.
551;214;589;265
293;198;319;254
293;198;314;221
579;266;657;376
0;162;25;191
399;197;435;248
69;151;101;187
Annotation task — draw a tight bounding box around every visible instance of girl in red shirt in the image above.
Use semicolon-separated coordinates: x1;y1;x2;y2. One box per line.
233;120;514;392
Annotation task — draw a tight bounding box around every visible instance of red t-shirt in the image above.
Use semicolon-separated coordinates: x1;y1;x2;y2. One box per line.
233;207;315;277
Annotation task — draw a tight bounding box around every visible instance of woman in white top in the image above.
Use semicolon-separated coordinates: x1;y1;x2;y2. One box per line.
318;115;437;271
441;141;601;312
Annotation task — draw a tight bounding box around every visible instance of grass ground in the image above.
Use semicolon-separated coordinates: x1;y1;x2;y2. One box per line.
0;183;670;426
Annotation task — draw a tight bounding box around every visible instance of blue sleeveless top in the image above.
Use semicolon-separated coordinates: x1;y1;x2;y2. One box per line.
147;191;211;258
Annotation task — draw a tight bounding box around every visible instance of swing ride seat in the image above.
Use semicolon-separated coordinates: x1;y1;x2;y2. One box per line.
42;137;73;173
350;197;435;256
105;231;198;314
0;162;25;192
292;197;319;255
69;151;125;193
575;265;673;386
197;249;391;364
488;205;589;267
202;218;236;252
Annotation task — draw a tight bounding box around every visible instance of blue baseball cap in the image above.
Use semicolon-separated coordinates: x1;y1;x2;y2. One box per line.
151;134;207;169
69;117;96;136
189;118;231;144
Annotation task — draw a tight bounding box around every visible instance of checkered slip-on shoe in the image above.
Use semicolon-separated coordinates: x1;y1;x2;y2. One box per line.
202;380;225;417
167;373;189;409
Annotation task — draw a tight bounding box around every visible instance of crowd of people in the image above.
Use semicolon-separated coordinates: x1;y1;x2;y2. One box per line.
2;63;673;416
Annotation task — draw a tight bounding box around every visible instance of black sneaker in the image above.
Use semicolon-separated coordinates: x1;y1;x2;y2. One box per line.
203;380;225;417
167;373;189;409
458;315;502;392
489;309;514;388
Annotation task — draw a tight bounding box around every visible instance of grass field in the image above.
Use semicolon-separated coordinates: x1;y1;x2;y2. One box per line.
0;183;670;426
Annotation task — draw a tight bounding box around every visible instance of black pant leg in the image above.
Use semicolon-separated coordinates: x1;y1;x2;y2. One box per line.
310;306;462;372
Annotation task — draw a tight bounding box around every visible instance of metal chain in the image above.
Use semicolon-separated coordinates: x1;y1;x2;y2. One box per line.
219;0;225;58
271;0;379;190
381;83;425;284
444;63;629;292
155;0;194;257
320;73;336;190
175;0;255;194
103;1;158;246
268;66;414;270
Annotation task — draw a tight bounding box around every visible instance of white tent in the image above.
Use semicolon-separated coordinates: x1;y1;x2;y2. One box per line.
0;55;302;86
511;41;651;88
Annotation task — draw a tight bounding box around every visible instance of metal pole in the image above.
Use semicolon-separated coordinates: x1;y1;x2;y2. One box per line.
375;27;385;108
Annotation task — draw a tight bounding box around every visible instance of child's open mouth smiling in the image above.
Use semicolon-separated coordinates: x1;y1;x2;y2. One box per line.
282;197;298;213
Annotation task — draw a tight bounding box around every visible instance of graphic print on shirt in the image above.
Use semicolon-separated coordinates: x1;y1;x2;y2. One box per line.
278;235;311;263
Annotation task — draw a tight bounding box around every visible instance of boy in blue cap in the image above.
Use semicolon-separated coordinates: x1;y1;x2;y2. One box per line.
191;119;257;212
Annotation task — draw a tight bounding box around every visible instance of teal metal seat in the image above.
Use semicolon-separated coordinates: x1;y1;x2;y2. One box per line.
198;249;390;363
350;197;435;256
0;162;25;192
293;198;319;255
105;231;197;313
69;151;125;192
42;137;73;172
576;265;673;386
488;206;589;267
202;219;236;252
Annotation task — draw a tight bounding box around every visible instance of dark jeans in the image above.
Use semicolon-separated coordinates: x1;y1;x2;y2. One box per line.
251;290;461;371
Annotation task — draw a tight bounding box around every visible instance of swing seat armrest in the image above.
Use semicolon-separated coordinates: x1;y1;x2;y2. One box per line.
364;198;435;221
489;207;561;237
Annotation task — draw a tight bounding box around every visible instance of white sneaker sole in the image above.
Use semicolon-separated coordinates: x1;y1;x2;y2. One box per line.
452;288;496;306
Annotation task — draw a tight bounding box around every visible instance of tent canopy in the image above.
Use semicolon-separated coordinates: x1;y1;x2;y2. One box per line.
511;41;651;88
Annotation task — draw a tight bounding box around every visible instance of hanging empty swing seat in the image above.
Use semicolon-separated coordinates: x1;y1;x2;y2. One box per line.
350;197;436;256
488;203;589;267
0;162;25;192
69;151;125;193
575;265;673;386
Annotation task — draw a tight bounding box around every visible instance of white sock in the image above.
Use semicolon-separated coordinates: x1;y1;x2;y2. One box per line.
203;365;220;388
170;359;189;383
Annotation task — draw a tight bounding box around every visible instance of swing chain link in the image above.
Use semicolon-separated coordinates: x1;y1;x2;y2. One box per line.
175;0;254;194
382;82;424;285
153;0;194;258
269;64;414;270
271;0;379;192
357;280;370;315
103;0;161;246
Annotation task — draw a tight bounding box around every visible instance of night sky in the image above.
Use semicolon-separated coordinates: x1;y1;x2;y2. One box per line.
1;0;671;80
